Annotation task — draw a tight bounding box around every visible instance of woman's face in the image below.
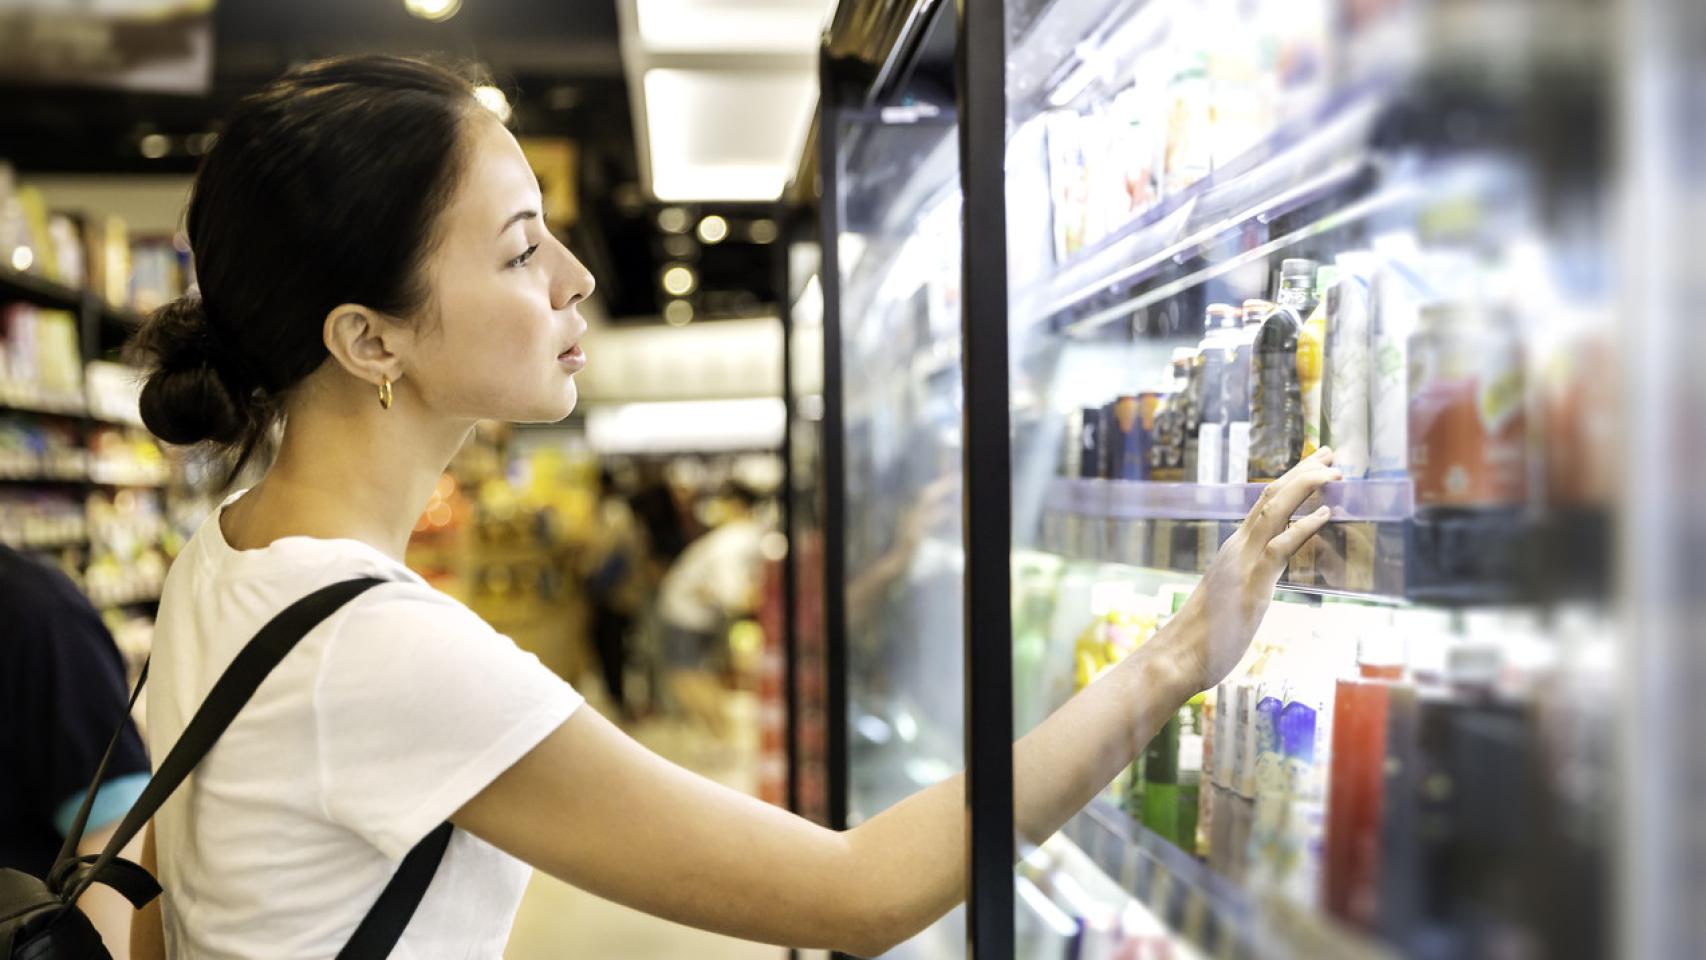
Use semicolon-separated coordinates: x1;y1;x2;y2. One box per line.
404;111;593;423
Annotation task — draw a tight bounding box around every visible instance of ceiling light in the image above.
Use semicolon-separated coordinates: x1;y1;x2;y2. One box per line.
661;264;697;297
634;0;830;54
748;218;779;244
473;86;512;123
657;207;690;234
662;234;696;259
696;215;729;245
139;134;170;159
404;0;461;21
664;299;694;326
642;69;817;202
11;246;33;271
186;132;218;156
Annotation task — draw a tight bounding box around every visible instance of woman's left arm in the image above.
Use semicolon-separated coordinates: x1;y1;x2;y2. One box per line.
454;451;1338;957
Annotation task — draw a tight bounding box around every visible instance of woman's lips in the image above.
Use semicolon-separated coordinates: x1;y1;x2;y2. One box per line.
558;344;586;372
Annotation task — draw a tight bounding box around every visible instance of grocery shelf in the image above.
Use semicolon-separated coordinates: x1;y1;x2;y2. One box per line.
1062;797;1392;960
1035;94;1386;337
1044;477;1414;524
0;266;148;337
1038;478;1417;601
1064;796;1254;958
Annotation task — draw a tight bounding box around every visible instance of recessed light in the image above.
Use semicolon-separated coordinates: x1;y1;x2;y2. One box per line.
657;207;690;234
748;218;779;244
404;0;461;21
11;246;34;271
186;132;218;156
139;134;170;159
661;264;697;297
664;300;694;326
696;215;729;245
662;235;696;259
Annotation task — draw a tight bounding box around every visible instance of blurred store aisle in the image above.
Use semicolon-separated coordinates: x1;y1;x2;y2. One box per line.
504;690;785;960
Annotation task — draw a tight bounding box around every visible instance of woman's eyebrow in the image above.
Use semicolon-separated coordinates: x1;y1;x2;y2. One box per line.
498;209;538;236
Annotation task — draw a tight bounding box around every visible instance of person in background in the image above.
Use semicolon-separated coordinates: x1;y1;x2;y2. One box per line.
0;544;148;959
578;466;647;722
655;483;768;738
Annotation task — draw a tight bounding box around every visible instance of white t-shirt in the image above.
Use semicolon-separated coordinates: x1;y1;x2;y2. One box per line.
656;518;766;633
147;492;582;959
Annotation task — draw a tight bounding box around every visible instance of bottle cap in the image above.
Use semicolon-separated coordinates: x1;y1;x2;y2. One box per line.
1280;258;1319;283
1241;299;1275;324
1205;303;1240;328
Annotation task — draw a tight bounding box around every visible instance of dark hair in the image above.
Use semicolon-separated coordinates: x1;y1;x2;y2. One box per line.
130;54;490;475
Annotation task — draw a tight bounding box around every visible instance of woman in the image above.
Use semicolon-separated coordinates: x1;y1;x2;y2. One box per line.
129;55;1339;958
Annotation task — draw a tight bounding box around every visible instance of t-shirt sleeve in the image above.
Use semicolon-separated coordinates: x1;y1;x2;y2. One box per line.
314;584;583;859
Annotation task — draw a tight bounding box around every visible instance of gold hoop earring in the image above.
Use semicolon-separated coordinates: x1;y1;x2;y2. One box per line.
378;376;393;411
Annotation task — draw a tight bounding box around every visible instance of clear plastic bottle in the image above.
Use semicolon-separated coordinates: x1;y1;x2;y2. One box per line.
1194;303;1242;483
1249;259;1316;480
1224;299;1272;485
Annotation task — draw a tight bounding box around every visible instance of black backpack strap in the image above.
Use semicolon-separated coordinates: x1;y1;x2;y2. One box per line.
62;577;387;907
47;657;150;882
335;821;454;959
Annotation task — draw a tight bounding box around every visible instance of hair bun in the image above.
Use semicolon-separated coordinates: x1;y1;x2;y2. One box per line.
133;297;248;446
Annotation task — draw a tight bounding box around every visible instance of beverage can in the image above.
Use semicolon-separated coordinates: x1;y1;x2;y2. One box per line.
1406;302;1528;507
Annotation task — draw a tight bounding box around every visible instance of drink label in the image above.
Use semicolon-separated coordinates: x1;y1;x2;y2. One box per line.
1226;422;1251;484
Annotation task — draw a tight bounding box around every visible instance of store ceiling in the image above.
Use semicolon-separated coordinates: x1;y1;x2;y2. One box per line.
0;0;787;322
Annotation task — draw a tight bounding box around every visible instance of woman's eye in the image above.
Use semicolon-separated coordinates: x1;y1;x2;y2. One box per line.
507;244;540;268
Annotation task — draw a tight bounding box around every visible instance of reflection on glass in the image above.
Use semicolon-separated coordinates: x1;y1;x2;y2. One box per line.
836;114;966;959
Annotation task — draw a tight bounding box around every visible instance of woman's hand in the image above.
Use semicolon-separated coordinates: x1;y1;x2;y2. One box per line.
1157;447;1342;692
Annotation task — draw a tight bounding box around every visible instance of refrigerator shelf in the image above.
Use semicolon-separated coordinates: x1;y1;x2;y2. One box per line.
1035;478;1560;604
1030;93;1388;337
1044;477;1416;524
1063;796;1395;960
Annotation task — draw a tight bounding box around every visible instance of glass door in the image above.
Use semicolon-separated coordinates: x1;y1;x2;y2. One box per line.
992;0;1621;956
826;105;968;959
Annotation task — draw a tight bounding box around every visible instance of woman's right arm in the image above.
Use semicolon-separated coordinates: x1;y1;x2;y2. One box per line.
453;450;1338;956
131;823;165;960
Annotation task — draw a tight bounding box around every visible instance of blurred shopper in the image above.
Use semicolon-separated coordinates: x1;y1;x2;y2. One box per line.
578;467;647;721
655;484;768;737
116;54;1333;958
0;545;147;958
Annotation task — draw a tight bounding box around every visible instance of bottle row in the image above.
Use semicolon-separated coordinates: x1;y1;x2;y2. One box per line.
1066;236;1612;517
1058;580;1611;959
1039;0;1424;266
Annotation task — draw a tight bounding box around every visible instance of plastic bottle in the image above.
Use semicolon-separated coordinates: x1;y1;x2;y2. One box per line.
1322;631;1407;930
1323;251;1377;477
1299;265;1338;458
1250;259;1316;480
1149;348;1198;481
1368;236;1432;478
1224;300;1272;486
1194;304;1241;483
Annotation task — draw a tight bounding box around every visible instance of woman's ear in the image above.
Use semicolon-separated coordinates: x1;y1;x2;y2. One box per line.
322;304;411;388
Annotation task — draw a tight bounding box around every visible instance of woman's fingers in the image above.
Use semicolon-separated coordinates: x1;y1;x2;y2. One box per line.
1266;505;1333;561
1248;447;1341;541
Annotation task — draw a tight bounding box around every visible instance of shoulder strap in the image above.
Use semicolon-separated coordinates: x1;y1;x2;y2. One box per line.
335;821;454;959
62;577;386;906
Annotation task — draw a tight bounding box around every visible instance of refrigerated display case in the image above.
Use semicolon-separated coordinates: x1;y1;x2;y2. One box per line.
983;0;1625;958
